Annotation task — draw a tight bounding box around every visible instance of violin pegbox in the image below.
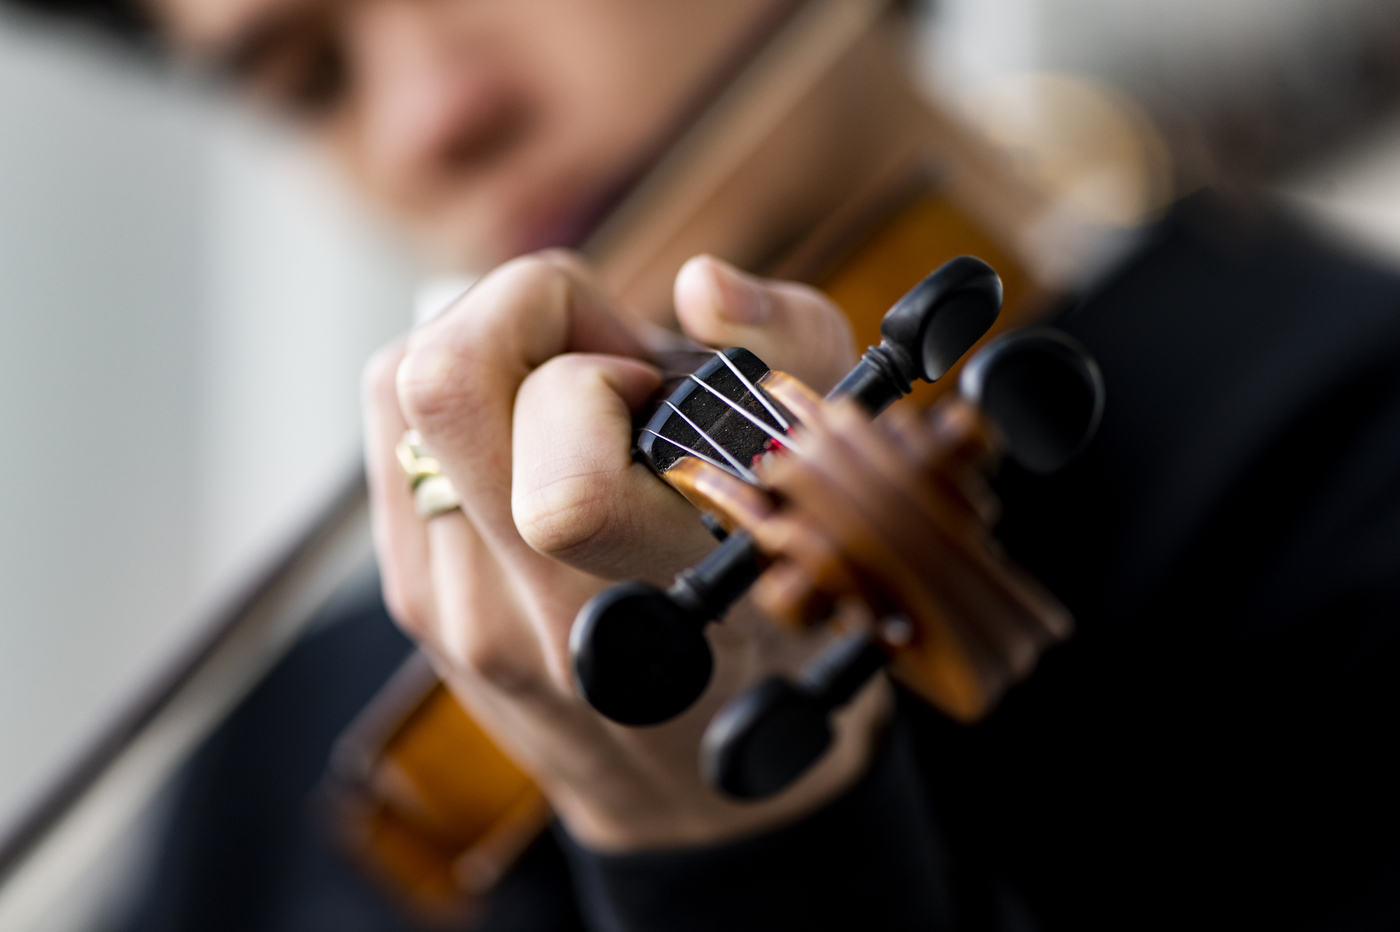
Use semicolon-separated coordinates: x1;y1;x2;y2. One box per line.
636;347;797;523
701;326;1105;801
571;257;1006;729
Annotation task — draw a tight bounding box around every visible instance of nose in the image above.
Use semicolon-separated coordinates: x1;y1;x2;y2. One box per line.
342;0;527;196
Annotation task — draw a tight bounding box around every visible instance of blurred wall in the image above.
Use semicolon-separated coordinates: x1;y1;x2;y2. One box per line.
925;0;1400;264
0;13;417;846
931;0;1391;89
929;0;1400;179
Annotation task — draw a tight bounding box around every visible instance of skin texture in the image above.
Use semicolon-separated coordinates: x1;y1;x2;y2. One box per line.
362;253;893;849
141;0;941;850
148;0;787;265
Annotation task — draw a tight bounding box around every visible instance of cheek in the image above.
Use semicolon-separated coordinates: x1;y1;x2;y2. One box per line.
321;0;782;266
316;82;585;262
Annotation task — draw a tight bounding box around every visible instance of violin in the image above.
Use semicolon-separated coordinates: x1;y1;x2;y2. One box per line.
327;265;1099;919
571;256;1005;726
571;256;1104;796
326;0;1144;918
687;321;1104;799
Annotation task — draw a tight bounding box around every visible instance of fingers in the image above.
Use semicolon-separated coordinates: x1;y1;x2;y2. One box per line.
365;338;543;687
395;253;645;574
426;513;544;697
375;252;657;699
512;353;714;581
361;254;901;851
673;255;856;394
362;340;436;638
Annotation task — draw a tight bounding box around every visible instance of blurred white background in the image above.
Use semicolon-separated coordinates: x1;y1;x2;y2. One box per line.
3;0;1400;927
0;12;418;852
925;0;1400;263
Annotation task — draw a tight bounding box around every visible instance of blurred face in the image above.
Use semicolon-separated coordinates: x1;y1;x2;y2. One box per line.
152;0;784;267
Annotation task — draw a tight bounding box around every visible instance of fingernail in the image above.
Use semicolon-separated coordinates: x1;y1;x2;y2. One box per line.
704;258;769;325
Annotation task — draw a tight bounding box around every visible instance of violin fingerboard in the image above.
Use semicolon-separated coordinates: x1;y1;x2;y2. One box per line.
637;348;792;485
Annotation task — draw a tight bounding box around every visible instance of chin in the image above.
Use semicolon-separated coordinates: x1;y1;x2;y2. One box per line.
506;158;635;254
512;192;609;256
413;207;531;271
413;165;619;270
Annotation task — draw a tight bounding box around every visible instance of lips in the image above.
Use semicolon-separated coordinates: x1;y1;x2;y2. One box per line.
425;124;660;268
514;189;607;254
512;164;643;256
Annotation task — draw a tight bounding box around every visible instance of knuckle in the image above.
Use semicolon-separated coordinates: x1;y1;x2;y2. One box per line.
485;253;574;312
456;635;533;694
395;343;469;426
514;475;615;561
362;342;405;404
395;256;573;426
381;577;431;641
448;597;540;694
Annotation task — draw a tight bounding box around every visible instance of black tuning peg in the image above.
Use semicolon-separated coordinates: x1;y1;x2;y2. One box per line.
700;326;1105;798
701;632;889;799
958;325;1104;474
827;255;1003;413
570;257;1003;726
568;539;762;727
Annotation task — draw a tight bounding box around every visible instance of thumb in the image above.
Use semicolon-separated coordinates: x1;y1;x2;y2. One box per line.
673;255;856;394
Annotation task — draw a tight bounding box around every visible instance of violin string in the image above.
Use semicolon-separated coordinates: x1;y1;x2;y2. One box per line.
713;351;791;431
640;429;752;483
662;401;761;484
686;374;803;456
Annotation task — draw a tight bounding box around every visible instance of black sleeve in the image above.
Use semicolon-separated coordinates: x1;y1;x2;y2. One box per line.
960;193;1400;929
555;715;957;932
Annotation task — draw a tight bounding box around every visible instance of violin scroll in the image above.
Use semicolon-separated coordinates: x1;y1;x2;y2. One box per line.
700;327;1104;798
570;258;1004;726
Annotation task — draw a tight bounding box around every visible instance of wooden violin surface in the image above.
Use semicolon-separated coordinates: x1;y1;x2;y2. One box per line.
323;654;549;921
691;323;1103;799
749;377;1072;722
330;190;1043;915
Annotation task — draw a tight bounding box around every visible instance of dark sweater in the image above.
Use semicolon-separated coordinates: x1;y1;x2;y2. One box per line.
124;193;1400;932
557;193;1400;931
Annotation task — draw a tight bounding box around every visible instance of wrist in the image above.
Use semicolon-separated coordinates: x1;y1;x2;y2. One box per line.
553;697;954;932
551;675;892;853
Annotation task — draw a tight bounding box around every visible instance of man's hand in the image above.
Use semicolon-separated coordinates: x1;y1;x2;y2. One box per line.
363;253;885;851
